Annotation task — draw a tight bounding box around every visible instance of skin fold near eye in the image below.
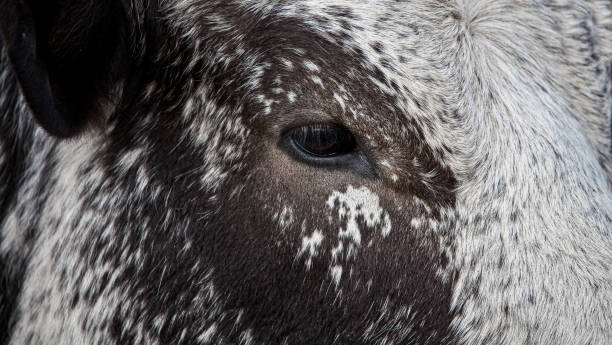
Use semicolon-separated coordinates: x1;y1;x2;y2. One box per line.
289;124;356;157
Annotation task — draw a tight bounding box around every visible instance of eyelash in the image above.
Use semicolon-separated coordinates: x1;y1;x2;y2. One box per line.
280;122;376;177
288;123;356;158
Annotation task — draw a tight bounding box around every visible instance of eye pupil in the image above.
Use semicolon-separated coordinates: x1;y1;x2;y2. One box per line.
290;124;355;157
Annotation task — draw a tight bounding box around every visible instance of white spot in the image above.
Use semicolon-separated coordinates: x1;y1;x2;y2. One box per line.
235;309;244;325
330;265;343;286
333;92;346;112
197;323;217;343
303;60;320;72
277;206;294;228
117;148;143;171
310;75;324;87
331;242;344;262
326;185;392;257
280;58;294;70
143;81;157;99
240;328;255;345
135;166;150;194
287;91;297;103
255;94;275;115
299;230;324;269
182;97;195;118
381;214;392;237
152;314;166;331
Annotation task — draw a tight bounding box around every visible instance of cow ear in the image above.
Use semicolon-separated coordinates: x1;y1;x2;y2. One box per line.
0;0;126;137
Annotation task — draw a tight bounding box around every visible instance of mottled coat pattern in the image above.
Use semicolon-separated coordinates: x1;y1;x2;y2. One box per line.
0;1;611;344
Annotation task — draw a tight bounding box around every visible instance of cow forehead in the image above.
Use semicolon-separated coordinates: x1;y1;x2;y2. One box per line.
159;0;457;110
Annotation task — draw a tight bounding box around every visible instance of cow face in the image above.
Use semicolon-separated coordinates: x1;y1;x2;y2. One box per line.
1;1;611;344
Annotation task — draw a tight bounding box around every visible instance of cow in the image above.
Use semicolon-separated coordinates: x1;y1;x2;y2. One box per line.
0;0;611;344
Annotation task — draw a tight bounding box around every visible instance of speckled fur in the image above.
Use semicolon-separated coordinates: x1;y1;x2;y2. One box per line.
1;1;611;344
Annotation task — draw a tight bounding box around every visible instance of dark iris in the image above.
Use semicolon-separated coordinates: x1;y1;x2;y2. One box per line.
289;124;356;157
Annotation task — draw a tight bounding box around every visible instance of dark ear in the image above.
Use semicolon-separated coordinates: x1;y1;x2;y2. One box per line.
0;0;126;137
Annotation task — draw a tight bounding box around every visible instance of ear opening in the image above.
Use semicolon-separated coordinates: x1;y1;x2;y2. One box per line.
0;0;128;138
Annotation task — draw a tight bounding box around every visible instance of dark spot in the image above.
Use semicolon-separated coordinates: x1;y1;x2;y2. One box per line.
370;41;384;54
528;294;536;304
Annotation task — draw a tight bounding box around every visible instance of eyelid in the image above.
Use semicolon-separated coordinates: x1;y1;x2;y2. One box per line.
269;109;337;137
289;123;355;157
278;122;378;178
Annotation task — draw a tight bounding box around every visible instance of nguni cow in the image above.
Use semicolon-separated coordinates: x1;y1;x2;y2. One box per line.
0;0;611;344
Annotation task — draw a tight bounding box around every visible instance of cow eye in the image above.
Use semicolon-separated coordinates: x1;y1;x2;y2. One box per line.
289;124;356;157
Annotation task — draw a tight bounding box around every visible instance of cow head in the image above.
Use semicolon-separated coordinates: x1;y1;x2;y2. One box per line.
1;1;611;344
